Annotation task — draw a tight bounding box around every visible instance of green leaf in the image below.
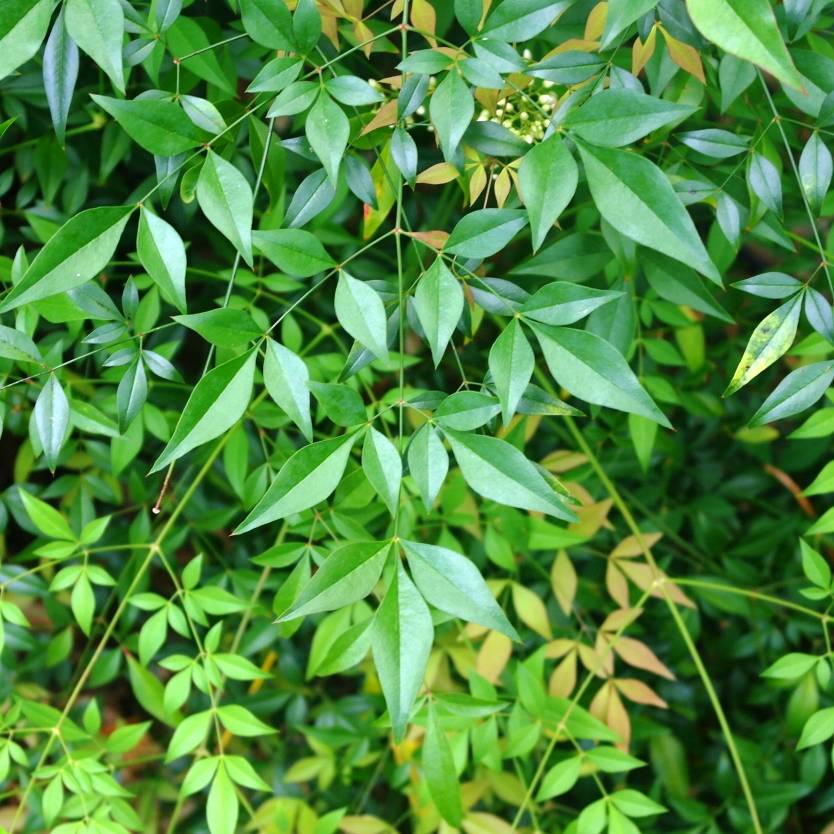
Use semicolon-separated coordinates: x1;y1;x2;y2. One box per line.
430;70;474;161
586;747;645;773
371;560;433;739
748;152;782;214
0;324;42;363
117;358;147;433
413;258;464;367
489;319;534;425
445;209;527;259
216;704;275;736
71;572;95;635
362;428;402;515
253;229;335;277
521;282;623;326
306;91;349;184
445;428;576;520
326;75;384;106
643;251;732;323
577;141;720;284
240;0;294;50
150;349;257;472
609;789;666;817
749;361;834;426
293;0;321;54
234;433;358;534
263;338;313;442
436;391;501;431
137;208;188;313
65;0;125;93
278;541;390;621
335;271;389;361
601;0;658;47
725;295;801;396
0;0;52;83
19;490;75;540
732;272;801;299
518;134;578;252
0;206;133;313
197;150;254;268
92;96;211;156
207;763;239;834
801;539;831;589
33;375;69;472
309;381;366;426
797;707;834;749
43;9;78;146
761;652;820;680
532;323;671;427
483;0;568;41
403;540;518;638
564;89;696;148
166;710;212;761
536;756;581;800
799;133;833;215
423;703;463;826
173;309;261;349
686;0;802;90
407;423;449;511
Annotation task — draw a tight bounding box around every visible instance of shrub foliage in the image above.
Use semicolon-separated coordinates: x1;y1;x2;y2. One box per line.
1;0;834;833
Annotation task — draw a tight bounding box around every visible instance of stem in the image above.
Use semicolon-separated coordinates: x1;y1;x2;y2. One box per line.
565;417;763;834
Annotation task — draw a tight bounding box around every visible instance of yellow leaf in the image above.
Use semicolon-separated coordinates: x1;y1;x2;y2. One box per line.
511;583;552;639
340;816;394;834
605;561;630;608
551;550;577;616
661;28;705;84
363;141;398;239
615;677;668;708
476;630;512;683
613;635;675;680
610;531;663;559
416;162;460;185
469;165;487;205
493;169;511;208
462;812;515;834
548;650;577;697
631;25;657;77
584;2;607;41
361;99;398;136
411;0;437;45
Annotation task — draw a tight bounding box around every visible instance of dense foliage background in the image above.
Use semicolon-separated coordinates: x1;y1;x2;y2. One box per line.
2;0;834;832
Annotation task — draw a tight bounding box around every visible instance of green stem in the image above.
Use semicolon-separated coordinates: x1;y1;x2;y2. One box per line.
565;417;763;834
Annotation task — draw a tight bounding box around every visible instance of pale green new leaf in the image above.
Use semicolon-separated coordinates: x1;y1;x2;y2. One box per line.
207;763;239;834
150;349;257;472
